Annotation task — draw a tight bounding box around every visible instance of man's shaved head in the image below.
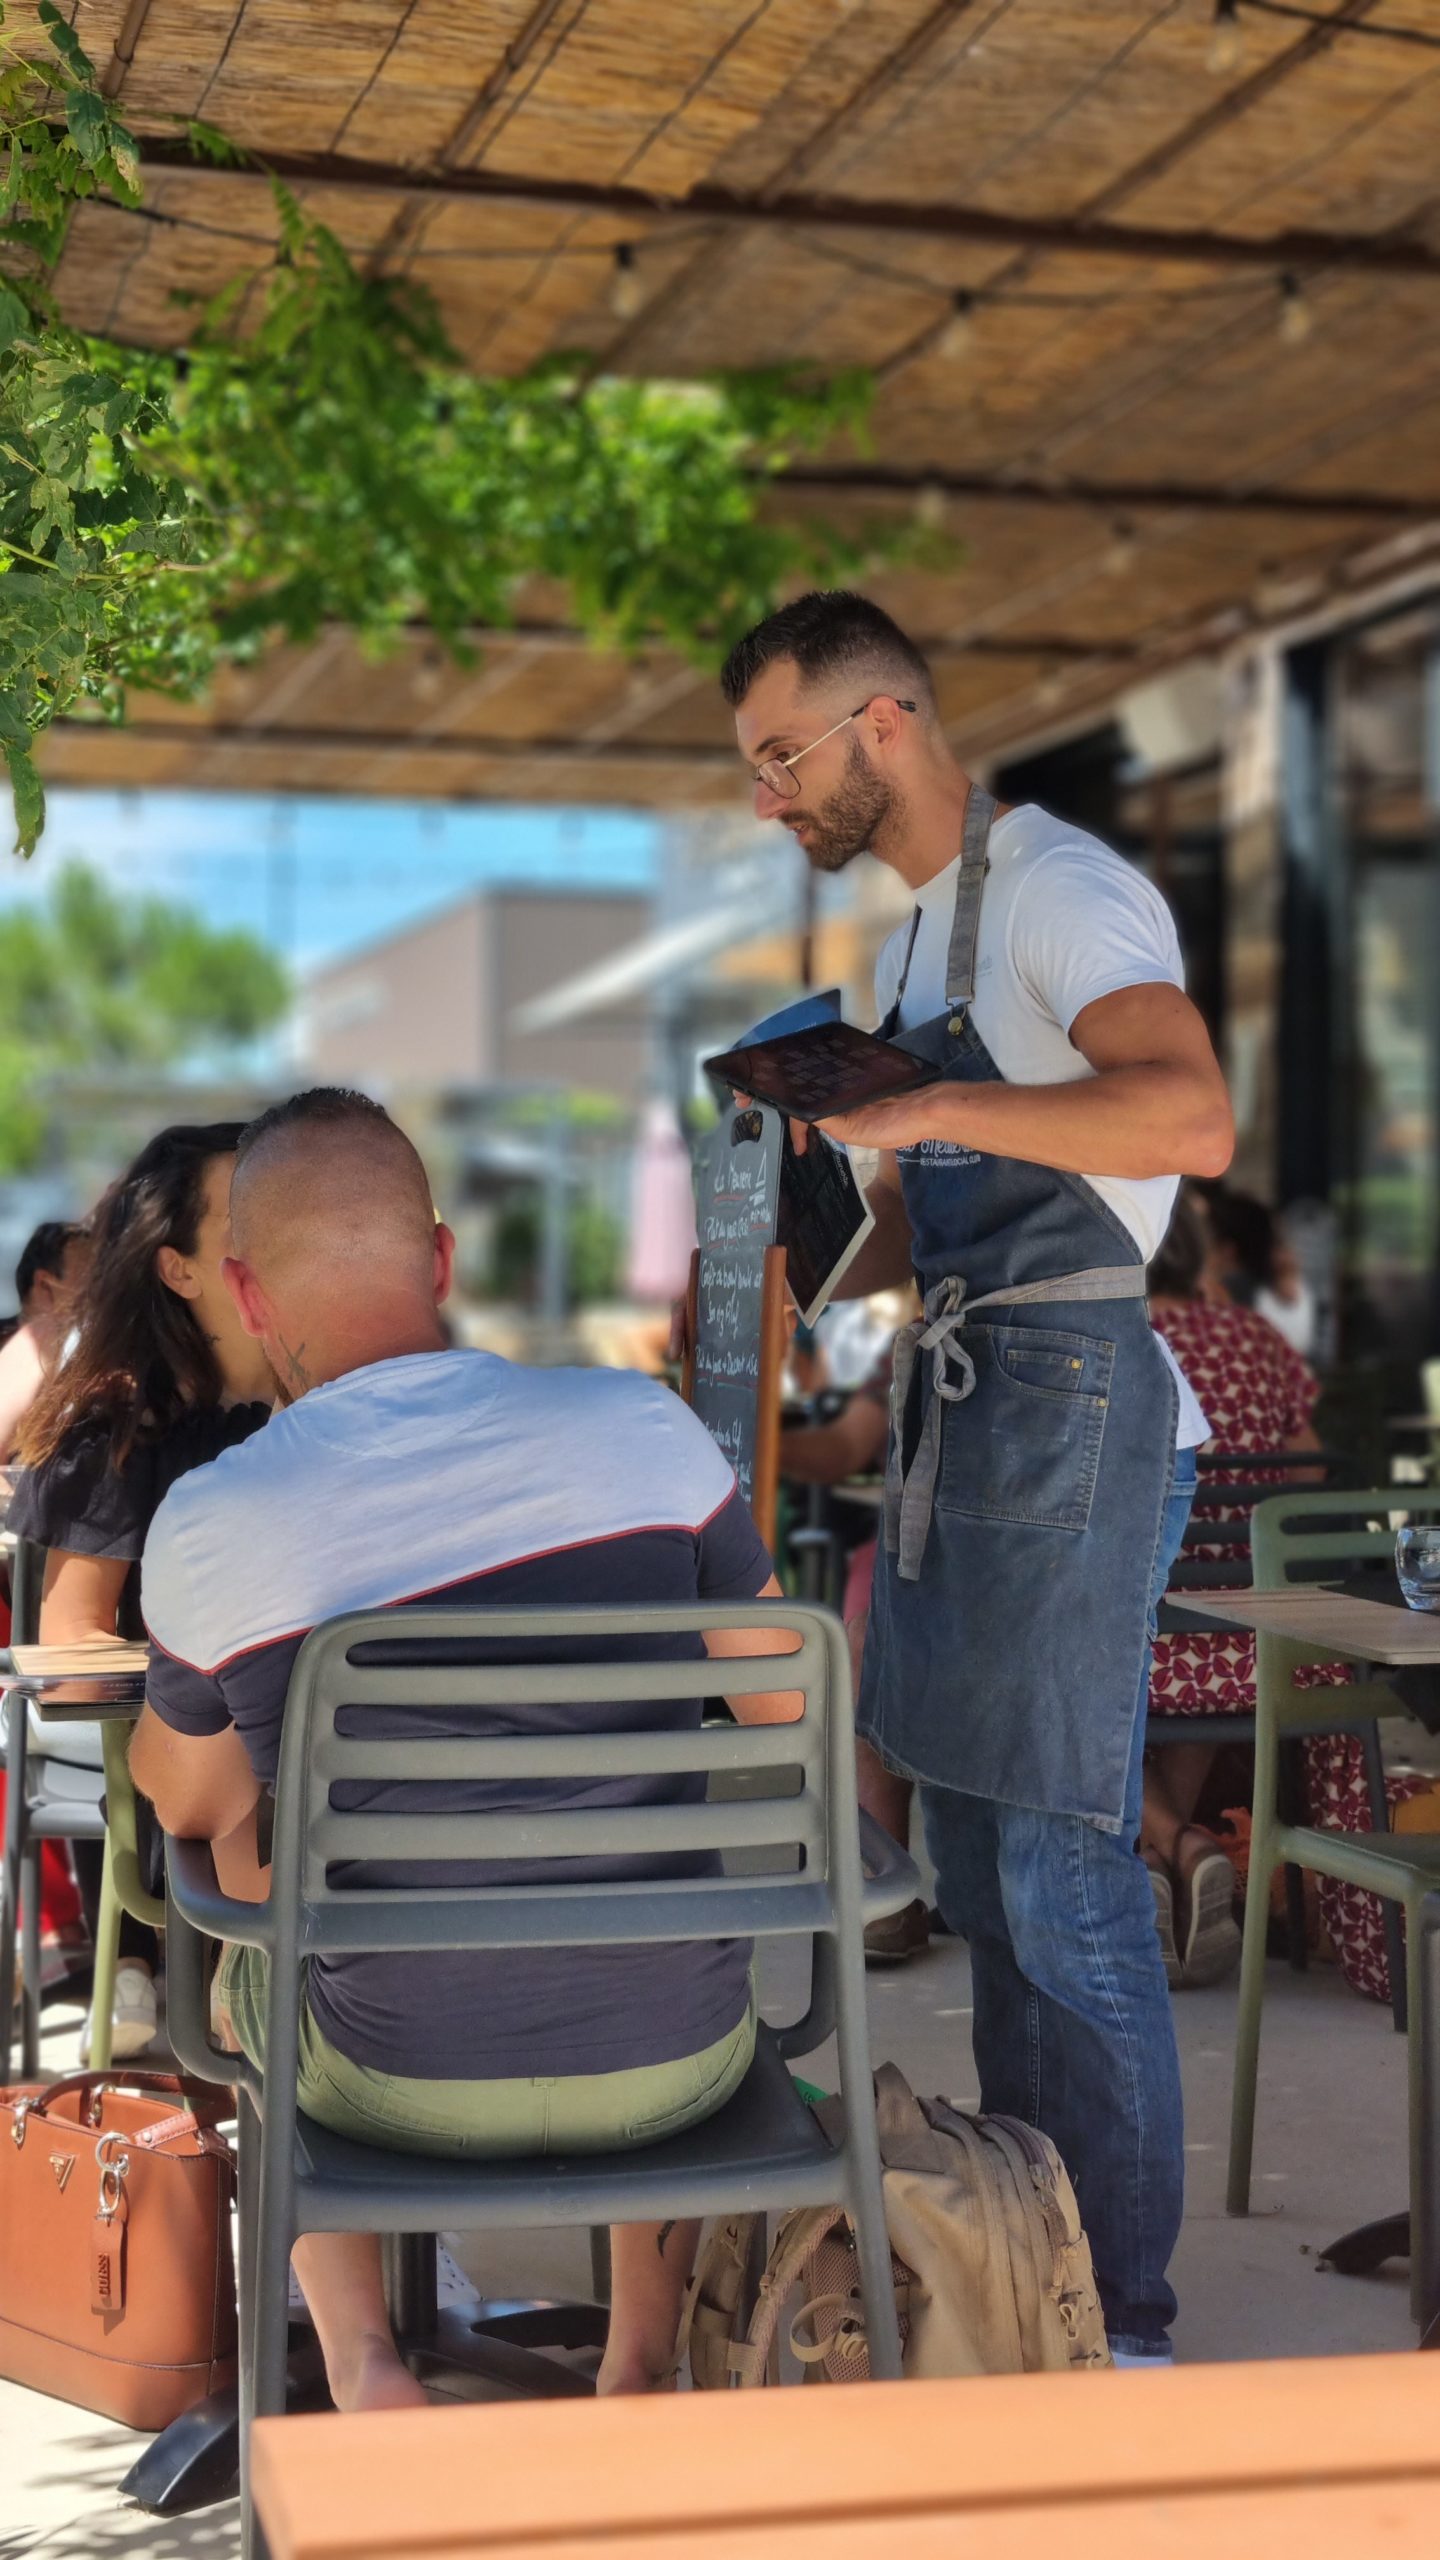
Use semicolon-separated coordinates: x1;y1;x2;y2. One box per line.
233;1089;435;1286
225;1092;449;1397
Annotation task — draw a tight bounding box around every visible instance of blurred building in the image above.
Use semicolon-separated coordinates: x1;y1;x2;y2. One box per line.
298;885;653;1109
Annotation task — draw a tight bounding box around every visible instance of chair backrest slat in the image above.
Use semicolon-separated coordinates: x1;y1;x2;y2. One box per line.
268;1602;850;1970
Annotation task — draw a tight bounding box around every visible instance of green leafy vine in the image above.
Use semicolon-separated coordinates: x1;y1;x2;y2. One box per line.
0;3;934;858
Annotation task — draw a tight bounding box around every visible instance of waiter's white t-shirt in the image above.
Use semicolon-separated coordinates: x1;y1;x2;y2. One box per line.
872;803;1209;1450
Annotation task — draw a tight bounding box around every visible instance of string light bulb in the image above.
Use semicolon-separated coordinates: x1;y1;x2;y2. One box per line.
938;289;976;361
609;243;644;321
913;479;948;532
1208;1;1244;77
1278;272;1313;347
1102;522;1138;579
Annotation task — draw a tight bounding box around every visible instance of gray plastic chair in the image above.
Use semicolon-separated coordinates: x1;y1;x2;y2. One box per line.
164;1599;916;2556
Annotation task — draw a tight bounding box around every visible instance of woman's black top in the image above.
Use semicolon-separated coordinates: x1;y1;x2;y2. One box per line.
8;1402;271;1634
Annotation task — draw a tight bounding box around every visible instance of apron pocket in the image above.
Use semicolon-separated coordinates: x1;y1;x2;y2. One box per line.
936;1324;1113;1532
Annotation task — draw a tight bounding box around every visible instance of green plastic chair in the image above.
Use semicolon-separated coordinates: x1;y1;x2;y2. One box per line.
1227;1486;1440;2335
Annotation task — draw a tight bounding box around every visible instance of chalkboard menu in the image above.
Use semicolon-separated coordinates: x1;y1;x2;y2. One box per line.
687;1105;785;1534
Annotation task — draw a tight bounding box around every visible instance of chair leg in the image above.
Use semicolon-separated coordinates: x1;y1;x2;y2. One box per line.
1360;1723;1408;2034
1410;1893;1440;2337
1227;1842;1277;2218
1;1707;29;2082
87;1836;122;2073
19;1843;41;2077
1277;1743;1309;1972
849;2153;902;2382
588;2226;612;2308
237;2097;266;2560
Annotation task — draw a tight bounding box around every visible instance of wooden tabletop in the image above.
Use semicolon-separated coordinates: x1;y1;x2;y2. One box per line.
0;1638;149;1718
1166;1587;1440;1664
251;2354;1440;2560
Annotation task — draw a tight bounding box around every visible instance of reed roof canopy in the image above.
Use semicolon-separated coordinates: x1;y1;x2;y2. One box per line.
30;0;1440;807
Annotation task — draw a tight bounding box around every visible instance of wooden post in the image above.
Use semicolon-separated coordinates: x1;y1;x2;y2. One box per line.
751;1244;788;1552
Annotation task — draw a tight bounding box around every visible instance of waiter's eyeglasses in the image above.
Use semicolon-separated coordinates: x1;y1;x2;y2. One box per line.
752;697;917;801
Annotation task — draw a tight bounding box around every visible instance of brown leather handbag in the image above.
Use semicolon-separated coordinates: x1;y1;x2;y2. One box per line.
0;2068;237;2430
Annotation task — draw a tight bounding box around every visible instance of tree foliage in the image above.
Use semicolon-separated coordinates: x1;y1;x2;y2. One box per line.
0;4;929;859
0;861;288;1172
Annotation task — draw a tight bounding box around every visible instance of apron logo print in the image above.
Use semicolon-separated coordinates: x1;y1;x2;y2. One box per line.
49;2153;75;2193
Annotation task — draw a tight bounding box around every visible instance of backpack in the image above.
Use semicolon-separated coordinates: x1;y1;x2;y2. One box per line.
681;2063;1110;2386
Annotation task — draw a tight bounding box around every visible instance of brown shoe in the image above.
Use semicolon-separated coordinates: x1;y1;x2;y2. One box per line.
864;1898;931;1966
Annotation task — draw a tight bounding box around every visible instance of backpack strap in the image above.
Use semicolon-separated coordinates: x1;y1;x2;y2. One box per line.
676;2215;762;2390
728;2205;850;2386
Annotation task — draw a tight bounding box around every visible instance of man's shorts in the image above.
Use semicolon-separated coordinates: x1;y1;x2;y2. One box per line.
217;1943;756;2157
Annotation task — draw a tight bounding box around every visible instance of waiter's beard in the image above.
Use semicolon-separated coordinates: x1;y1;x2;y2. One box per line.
784;734;898;873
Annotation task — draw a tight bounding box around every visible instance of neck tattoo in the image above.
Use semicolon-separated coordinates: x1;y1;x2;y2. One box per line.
277;1333;312;1394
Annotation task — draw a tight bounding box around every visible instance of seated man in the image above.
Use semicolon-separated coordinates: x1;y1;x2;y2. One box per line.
131;1087;796;2412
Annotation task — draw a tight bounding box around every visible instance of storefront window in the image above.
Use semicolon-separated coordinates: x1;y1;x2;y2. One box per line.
1328;605;1440;1360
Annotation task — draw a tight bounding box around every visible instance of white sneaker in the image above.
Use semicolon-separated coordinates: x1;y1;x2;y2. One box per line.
84;1962;158;2061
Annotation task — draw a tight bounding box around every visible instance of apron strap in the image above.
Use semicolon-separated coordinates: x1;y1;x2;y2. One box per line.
882;784;997;1035
885;1264;1149;1582
944;784;997;1012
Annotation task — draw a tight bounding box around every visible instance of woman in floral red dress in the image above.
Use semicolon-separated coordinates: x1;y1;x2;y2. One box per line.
1144;1196;1327;1987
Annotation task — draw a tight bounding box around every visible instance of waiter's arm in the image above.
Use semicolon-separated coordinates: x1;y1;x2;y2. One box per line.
814;984;1233;1182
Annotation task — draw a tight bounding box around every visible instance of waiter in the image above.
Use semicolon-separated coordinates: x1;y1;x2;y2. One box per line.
721;592;1231;2365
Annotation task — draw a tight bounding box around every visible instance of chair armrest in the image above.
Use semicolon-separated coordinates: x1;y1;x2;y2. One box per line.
166;1833;275;1948
857;1806;921;1922
163;1836;274;2091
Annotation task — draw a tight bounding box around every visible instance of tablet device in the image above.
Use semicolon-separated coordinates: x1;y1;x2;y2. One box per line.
705;1019;932;1124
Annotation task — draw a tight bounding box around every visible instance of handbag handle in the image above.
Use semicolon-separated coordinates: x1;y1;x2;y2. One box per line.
13;2068;233;2130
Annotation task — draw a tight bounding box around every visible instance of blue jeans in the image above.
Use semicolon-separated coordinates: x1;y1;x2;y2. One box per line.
921;1447;1196;2357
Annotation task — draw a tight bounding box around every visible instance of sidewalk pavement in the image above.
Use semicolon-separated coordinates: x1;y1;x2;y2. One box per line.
0;1931;1414;2557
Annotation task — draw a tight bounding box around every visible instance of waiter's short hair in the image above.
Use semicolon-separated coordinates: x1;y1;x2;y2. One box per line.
720;590;936;715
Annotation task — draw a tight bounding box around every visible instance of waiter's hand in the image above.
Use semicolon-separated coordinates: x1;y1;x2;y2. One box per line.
731;1087;813;1161
814;1089;946;1151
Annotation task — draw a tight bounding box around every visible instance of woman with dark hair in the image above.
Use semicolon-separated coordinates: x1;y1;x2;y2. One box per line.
10;1124;275;2055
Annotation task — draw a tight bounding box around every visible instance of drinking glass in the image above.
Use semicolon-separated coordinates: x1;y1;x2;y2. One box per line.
1395;1527;1440;1612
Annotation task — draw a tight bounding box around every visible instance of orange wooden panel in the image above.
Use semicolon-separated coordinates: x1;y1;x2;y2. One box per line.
252;2356;1440;2560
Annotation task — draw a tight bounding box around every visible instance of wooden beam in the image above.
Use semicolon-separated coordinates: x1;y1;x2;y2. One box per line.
48;717;738;772
127;140;1440;283
777;465;1435;523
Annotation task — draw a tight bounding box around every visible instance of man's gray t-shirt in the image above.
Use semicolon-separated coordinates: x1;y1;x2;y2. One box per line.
142;1350;771;2080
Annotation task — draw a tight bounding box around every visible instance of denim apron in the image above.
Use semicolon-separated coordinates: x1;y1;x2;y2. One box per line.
858;787;1179;1831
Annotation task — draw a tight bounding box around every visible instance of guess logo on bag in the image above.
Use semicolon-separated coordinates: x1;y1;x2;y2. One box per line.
90;2135;130;2318
49;2153;75;2193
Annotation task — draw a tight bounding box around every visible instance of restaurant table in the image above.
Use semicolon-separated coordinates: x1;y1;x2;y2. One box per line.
251;2353;1440;2560
1168;1585;1440;2331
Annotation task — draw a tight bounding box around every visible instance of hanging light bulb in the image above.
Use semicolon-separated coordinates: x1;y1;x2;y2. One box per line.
1207;0;1244;77
913;478;948;532
937;289;976;361
412;644;445;704
609;243;644;321
1278;272;1313;348
1102;522;1138;579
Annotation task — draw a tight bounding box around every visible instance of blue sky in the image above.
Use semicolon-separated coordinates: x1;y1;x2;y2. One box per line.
1;788;661;972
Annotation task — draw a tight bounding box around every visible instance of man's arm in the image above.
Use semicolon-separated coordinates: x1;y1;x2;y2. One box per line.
812;983;1233;1181
702;1574;803;1723
780;1394;890;1485
130;1702;261;1845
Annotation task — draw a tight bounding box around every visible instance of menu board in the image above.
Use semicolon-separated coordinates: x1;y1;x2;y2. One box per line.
687;1107;785;1532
